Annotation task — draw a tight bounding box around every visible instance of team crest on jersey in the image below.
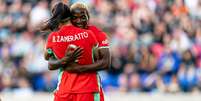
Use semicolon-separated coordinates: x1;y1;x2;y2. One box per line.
52;32;89;42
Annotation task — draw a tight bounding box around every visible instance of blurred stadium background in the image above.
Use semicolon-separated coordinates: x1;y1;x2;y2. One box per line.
0;0;201;101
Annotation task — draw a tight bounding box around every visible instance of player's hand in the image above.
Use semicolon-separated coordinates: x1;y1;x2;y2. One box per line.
61;45;84;65
65;45;83;59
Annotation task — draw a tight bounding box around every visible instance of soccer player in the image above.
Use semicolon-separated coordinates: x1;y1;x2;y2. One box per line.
55;1;110;78
64;3;111;101
62;2;111;73
42;2;103;101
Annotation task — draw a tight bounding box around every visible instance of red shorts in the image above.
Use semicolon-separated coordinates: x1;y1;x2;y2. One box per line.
54;88;104;101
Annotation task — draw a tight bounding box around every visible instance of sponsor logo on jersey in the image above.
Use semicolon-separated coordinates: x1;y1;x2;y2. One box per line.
102;39;109;45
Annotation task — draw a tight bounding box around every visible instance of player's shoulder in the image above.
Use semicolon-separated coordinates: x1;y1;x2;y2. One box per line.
46;31;58;42
59;25;83;34
88;25;108;38
88;25;102;33
60;25;77;30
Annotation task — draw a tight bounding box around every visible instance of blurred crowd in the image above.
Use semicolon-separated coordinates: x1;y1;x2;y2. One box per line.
0;0;201;94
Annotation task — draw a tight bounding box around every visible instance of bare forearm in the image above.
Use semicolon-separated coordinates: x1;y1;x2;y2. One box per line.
45;47;83;71
48;58;66;70
67;59;109;73
66;48;111;73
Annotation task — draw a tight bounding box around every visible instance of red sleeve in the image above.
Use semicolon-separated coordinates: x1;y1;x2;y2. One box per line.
96;31;109;48
88;30;98;47
45;32;56;49
89;26;109;48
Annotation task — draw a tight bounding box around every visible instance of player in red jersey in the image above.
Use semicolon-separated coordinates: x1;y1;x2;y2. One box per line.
42;2;109;101
46;2;110;101
47;25;100;101
63;3;110;101
54;1;110;76
68;2;110;72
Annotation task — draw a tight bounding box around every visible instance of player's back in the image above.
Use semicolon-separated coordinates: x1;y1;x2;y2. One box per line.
50;25;100;95
52;25;97;65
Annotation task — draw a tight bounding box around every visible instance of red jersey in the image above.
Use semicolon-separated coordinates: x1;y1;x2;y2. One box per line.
88;25;109;48
46;25;99;96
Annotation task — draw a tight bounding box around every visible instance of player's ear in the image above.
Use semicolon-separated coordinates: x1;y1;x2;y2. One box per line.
86;10;90;20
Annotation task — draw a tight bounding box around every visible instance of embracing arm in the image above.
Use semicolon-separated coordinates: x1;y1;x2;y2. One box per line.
64;48;111;73
44;49;65;70
47;56;64;70
44;46;83;70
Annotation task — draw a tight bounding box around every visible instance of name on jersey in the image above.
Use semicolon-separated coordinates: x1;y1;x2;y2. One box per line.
52;32;89;42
